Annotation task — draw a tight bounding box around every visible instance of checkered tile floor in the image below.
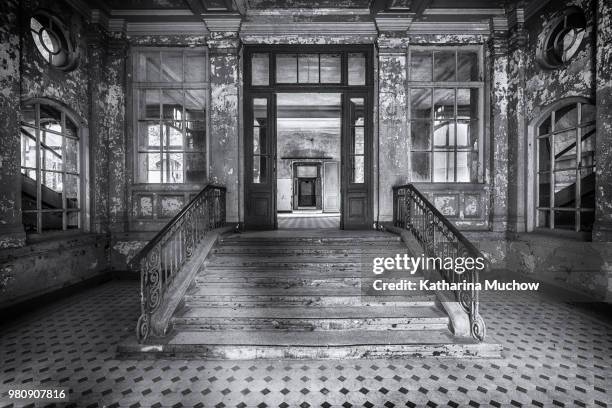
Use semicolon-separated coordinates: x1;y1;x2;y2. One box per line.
0;281;610;407
278;216;340;230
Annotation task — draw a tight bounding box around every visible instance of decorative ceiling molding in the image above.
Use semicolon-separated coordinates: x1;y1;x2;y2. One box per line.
240;21;378;37
245;8;371;16
110;9;194;16
407;21;490;35
423;8;506;16
490;16;508;33
126;21;208;35
375;14;413;31
202;13;242;31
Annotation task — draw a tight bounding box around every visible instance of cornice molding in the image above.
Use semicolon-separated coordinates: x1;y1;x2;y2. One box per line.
407;21;490;35
202;13;242;32
375;14;413;32
126;21;208;36
246;8;371;16
240;21;378;37
423;8;506;16
110;9;193;16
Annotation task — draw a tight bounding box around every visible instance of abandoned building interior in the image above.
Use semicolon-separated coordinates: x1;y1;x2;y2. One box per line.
0;0;611;406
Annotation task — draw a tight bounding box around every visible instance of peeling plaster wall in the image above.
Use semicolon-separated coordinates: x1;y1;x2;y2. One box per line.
0;234;109;309
0;0;26;248
208;33;240;223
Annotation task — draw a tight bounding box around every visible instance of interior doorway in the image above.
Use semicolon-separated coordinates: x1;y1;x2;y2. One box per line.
244;46;373;230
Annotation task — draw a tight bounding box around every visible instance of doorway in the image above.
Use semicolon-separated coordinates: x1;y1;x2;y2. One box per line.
244;46;373;230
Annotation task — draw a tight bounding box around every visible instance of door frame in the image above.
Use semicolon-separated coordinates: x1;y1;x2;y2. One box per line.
243;45;374;230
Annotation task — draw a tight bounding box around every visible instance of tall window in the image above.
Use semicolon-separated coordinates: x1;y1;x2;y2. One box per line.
536;100;595;231
20;101;81;233
133;49;208;183
408;47;483;183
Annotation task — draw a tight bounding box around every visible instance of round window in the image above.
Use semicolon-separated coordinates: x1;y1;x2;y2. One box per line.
538;6;587;69
30;11;78;71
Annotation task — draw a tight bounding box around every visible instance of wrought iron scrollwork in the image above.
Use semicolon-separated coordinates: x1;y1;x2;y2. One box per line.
132;185;226;343
393;184;487;342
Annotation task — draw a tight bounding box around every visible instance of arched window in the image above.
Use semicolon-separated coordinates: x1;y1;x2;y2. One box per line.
20;100;82;233
536;100;595;231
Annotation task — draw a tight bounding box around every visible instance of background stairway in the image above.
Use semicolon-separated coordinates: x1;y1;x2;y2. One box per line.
132;230;500;359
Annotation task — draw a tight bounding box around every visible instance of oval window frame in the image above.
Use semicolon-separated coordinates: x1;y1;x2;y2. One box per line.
538;6;587;70
30;10;79;71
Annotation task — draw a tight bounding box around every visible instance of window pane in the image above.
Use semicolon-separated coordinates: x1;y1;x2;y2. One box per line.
65;174;79;209
251;53;269;86
320;54;341;83
555;104;578;130
253;126;261;155
142;89;160;119
21;128;37;169
350;98;365;125
137;51;160;82
138;122;160;150
539;116;551;135
434;120;455;147
42;170;62;193
41;212;63;232
161;51;183;82
580;125;596;167
411;120;431;150
138;152;161;183
457;89;478;120
22;105;36;127
67;211;79;229
457;51;479;81
554;210;575;230
410;88;432;119
433;151;454;182
185;53;206;82
456;120;477;147
538;172;551;207
410;51;432;81
276;54;297;83
348;53;366;85
580;167;595;208
185;121;206;150
411;152;430;182
162;90;183;120
554;170;577;207
353;127;364;154
184;152;206;182
184;89;206;121
456;151;474;182
352;156;364;183
253;156;267;183
433;88;454;120
434;51;456;81
39;104;62;132
165;153;184;183
65;137;78;173
538;137;551;172
40;132;63;171
163;122;184;150
298;54;319;83
554;129;577;170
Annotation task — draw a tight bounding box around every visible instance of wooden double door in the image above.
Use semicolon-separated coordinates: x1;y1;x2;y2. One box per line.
244;92;372;230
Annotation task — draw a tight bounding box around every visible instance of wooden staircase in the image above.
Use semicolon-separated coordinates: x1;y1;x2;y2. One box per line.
119;230;501;359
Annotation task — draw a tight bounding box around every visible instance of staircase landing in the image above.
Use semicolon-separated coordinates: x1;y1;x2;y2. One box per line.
119;230;501;359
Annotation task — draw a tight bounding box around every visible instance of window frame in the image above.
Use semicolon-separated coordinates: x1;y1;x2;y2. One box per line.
534;99;595;232
20;99;88;234
407;45;485;184
131;47;210;185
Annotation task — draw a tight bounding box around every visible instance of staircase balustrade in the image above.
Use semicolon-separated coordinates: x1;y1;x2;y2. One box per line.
131;184;226;343
393;184;486;341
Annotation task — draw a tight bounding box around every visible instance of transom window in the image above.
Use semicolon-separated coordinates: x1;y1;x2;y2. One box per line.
20;101;81;233
133;49;208;184
536;101;595;231
408;47;483;183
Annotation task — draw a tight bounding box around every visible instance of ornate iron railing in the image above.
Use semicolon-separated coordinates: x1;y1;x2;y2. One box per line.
393;184;486;341
131;184;226;343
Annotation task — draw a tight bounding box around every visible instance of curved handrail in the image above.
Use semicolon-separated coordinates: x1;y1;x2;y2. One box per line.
133;184;226;343
393;184;487;341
